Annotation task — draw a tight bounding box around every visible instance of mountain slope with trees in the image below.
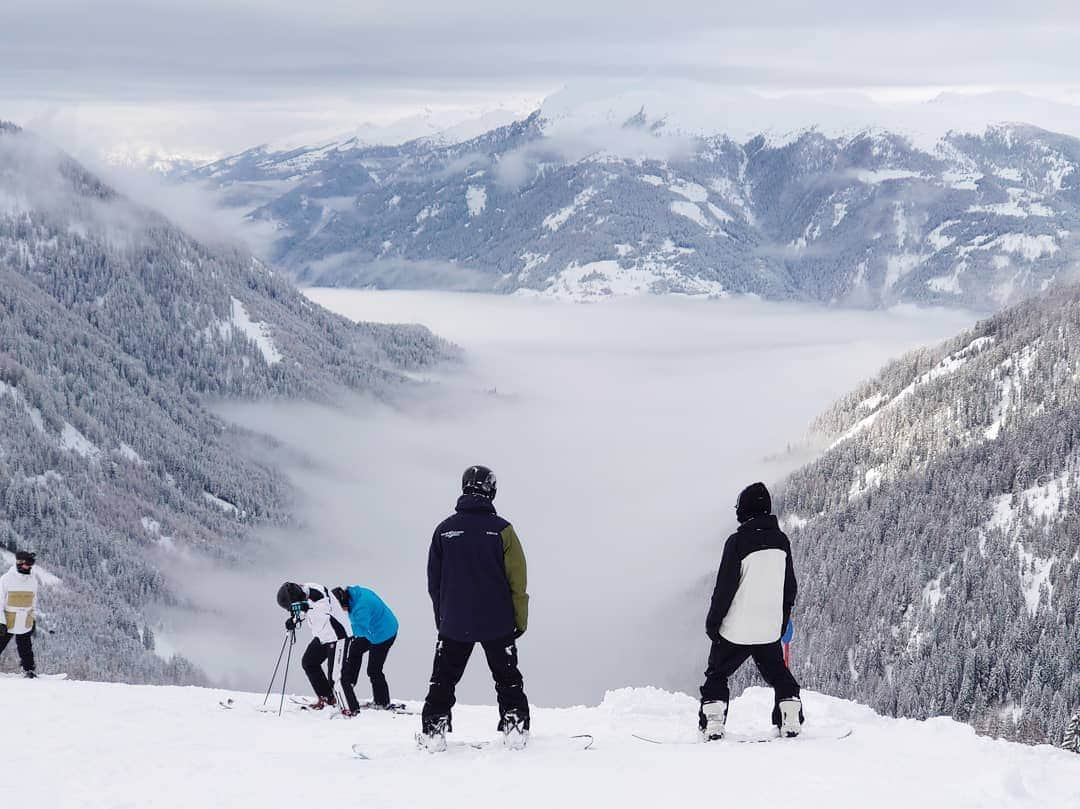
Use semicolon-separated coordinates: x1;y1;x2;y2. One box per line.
0;123;453;681
774;281;1080;744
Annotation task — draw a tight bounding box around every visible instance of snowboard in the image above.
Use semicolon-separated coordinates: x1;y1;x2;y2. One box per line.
351;734;594;760
632;727;852;745
0;671;67;680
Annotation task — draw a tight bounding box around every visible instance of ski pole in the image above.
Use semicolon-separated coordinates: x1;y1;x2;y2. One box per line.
278;628;295;716
262;631;291;707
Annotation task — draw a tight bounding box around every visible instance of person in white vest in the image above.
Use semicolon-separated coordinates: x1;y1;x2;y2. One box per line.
276;581;353;709
1;551;40;678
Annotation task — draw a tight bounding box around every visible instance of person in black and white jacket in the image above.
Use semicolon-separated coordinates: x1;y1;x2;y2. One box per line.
699;482;802;740
1;551;40;678
277;582;353;709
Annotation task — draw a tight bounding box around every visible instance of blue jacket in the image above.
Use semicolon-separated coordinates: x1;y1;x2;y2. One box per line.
427;494;529;643
345;586;399;644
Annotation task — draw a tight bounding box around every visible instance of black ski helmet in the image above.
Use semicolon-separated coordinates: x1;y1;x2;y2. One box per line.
276;582;306;611
14;550;35;566
461;465;497;500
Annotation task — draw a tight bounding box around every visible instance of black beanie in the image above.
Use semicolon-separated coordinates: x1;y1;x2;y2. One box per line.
736;482;772;523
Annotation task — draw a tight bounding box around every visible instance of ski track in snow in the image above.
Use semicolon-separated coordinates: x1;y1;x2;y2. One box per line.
4;681;1078;809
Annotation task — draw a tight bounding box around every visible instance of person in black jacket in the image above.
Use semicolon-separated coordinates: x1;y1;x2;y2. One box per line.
418;465;530;751
699;482;802;740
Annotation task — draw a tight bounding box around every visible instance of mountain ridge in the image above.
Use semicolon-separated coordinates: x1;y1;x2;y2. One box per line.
181;111;1080;310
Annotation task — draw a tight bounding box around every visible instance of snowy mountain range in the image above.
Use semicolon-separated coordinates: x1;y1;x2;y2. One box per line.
182;97;1080;309
773;281;1080;744
0;122;452;681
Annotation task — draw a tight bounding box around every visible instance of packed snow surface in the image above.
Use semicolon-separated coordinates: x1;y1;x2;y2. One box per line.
3;680;1077;809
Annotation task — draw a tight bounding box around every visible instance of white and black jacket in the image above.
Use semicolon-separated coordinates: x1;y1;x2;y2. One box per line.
298;583;353;645
705;514;797;646
1;564;40;635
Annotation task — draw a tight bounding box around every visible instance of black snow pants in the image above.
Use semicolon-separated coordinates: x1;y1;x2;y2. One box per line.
700;636;800;727
421;635;529;733
301;638;340;701
340;634;396;711
0;630;33;672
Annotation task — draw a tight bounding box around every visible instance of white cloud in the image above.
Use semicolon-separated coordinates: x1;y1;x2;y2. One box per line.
167;291;974;702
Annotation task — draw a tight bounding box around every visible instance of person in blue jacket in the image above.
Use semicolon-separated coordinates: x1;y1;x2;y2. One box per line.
332;585;399;713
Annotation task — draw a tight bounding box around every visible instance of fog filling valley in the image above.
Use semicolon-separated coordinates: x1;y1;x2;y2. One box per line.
167;292;975;707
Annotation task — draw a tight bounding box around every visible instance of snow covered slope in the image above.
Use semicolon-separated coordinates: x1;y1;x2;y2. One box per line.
775;281;1080;744
3;679;1077;809
0;122;454;683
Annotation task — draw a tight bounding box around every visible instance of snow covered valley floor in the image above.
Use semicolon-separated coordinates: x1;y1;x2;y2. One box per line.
4;679;1077;809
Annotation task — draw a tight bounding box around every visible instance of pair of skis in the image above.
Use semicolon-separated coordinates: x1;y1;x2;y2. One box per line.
218;696;416;716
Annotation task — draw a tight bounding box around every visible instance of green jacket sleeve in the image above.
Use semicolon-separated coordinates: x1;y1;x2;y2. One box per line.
501;524;529;633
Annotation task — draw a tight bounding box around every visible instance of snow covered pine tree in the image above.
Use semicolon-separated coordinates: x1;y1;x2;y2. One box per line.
1063;714;1080;753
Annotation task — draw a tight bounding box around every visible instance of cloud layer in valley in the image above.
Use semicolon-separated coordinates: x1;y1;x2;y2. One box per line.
163;291;974;706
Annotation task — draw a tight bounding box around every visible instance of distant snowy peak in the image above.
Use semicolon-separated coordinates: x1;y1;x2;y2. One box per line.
181;102;1080;310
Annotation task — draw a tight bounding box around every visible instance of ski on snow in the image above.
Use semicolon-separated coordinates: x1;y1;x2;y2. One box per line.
0;671;67;680
287;696;417;716
631;727;852;745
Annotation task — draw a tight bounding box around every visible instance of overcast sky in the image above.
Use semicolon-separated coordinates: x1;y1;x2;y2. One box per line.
5;0;1080;157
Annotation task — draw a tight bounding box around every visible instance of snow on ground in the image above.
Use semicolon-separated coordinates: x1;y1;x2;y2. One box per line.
539;259;726;300
3;680;1077;809
230;297;282;365
850;168;922;184
203;490;241;516
465;185;487;217
542;187;597;232
60;422;100;458
669;199;714;231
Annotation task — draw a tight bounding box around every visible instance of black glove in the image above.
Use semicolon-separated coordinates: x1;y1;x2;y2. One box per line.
0;623;7;638
285;617;296;631
512;627;525;640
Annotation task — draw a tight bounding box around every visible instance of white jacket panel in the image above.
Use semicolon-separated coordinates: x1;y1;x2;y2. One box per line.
718;549;787;645
301;583;353;645
1;566;39;635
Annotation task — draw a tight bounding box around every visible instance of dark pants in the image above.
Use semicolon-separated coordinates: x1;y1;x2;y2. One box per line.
340;635;396;711
421;635;529;733
700;636;800;727
0;631;34;672
301;637;339;701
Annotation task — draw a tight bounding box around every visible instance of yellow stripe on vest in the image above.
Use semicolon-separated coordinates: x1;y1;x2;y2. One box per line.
6;592;34;608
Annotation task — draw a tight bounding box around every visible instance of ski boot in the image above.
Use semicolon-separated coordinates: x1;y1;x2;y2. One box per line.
23;670;36;680
499;710;529;751
309;695;336;711
417;717;448;753
778;698;803;738
699;700;727;741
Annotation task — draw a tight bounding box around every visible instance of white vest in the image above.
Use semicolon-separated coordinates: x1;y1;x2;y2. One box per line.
1;565;40;635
